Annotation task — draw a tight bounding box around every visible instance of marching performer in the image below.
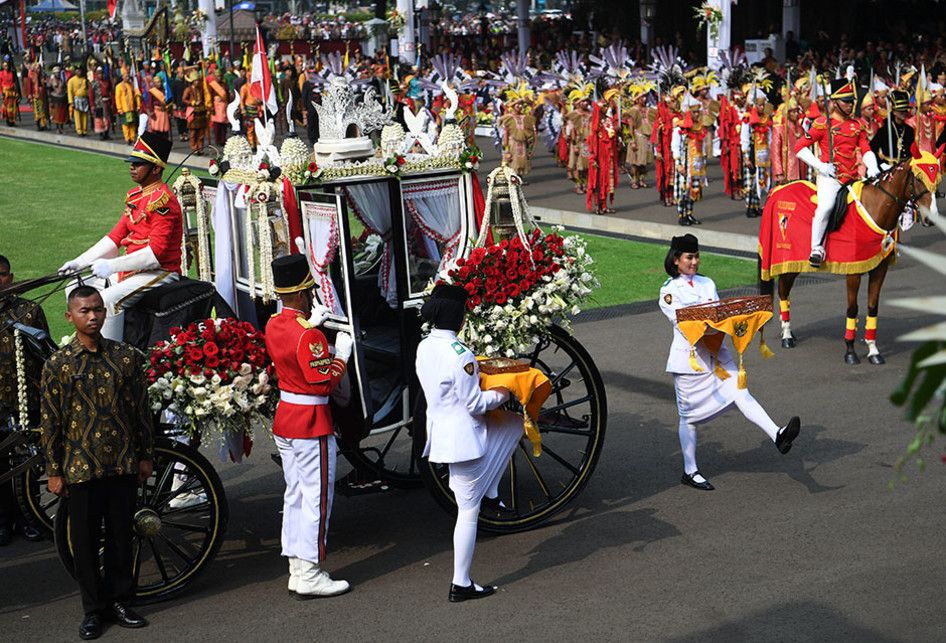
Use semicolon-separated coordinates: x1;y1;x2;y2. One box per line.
265;255;353;598
416;284;520;602
66;63;90;136
794;78;879;268
114;71;140;144
772;98;806;184
0;58;17;127
671;94;706;226
741;89;773;217
626;83;654;189
57;132;182;341
659;234;801;490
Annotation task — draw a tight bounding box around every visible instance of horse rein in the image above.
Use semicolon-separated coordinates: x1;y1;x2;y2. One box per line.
868;162;929;214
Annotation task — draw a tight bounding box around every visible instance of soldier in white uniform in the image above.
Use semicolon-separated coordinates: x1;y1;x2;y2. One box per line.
658;234;801;490
415;284;522;602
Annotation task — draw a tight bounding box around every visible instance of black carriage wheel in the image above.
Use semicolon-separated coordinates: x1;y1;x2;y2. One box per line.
340;395;425;489
13;455;58;535
54;437;228;603
417;324;607;534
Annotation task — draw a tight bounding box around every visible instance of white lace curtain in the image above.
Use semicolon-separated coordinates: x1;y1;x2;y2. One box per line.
301;201;344;315
344;183;397;306
402;179;462;272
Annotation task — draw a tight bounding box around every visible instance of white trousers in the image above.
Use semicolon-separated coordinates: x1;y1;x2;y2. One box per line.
448;411;524;511
70;271;178;341
274;434;336;565
811;175;842;252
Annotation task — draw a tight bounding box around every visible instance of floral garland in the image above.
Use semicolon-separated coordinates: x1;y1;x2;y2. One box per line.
386;8;406;31
459;145;481;172
172;172;213;282
384;153;407;177
478;165;534;253
13;329;28;430
304;160;323;182
693;2;724;41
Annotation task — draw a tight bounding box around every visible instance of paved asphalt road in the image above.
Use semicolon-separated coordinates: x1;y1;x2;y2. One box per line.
2;120;946;641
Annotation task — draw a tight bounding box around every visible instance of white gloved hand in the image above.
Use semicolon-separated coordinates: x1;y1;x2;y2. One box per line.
91;259;114;280
333;331;353;362
863;150;881;179
58;259;81;274
819;162;836;179
307;302;330;327
496;388;511;404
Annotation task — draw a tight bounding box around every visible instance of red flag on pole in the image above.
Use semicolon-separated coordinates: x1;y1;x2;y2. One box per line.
107;0;118;19
250;23;277;116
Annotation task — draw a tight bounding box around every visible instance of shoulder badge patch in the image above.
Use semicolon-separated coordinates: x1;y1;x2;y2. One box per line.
451;340;466;355
463;362;475;376
664;293;673;305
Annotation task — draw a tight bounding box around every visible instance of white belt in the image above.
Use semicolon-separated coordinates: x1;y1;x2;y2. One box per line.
279;391;330;406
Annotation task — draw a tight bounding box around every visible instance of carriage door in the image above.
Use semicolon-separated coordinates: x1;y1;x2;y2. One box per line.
298;190;369;440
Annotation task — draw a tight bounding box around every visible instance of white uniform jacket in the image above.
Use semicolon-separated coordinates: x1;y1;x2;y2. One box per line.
658;274;735;374
416;328;507;464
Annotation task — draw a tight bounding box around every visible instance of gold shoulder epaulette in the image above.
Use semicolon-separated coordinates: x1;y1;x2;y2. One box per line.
146;191;170;212
295;316;312;329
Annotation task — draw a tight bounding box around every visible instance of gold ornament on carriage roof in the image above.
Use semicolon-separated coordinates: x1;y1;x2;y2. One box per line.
675;296;776;389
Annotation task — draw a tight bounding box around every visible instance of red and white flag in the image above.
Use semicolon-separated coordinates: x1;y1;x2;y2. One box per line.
107;0;118;20
250;24;277;116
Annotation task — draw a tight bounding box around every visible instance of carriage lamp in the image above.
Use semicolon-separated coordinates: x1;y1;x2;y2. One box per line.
489;169;518;242
176;168;201;274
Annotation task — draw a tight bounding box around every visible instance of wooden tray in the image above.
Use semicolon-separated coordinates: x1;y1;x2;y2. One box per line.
676;296;772;323
478;357;531;375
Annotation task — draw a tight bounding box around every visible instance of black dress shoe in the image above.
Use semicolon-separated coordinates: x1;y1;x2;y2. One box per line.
687;215;702;225
79;613;103;640
449;581;497;603
109;603;148;628
681;471;714;491
0;525;11;546
678;216;692;226
20;522;44;542
775;416;801;454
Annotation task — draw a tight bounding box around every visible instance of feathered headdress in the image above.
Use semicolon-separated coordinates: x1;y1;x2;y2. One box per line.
649;45;687;93
535;50;588;90
505;80;536;105
589;43;636;84
717;48;750;93
566;82;595;105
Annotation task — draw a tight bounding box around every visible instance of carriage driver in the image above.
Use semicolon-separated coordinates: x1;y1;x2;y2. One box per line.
57;131;183;341
794;78;880;268
416;284;522;602
265;255;354;598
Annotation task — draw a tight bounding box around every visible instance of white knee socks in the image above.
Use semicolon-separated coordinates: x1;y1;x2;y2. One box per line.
452;505;480;588
678;419;706;482
733;389;779;441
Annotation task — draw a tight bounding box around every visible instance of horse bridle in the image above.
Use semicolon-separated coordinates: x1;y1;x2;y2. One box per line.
870;162;930;213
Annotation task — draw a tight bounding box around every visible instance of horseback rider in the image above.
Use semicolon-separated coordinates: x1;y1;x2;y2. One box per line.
870;89;915;166
794;78;881;268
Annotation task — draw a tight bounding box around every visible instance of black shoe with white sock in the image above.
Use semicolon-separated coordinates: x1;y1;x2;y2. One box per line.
775;417;801;454
449;580;497;603
681;470;714;491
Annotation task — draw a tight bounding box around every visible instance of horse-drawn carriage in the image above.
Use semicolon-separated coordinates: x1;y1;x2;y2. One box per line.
1;104;608;601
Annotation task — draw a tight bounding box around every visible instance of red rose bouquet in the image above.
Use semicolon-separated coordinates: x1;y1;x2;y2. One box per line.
146;318;277;439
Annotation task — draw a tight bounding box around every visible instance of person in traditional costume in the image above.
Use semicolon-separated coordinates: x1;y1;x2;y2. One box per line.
565;93;593;195
741;87;773;218
914;87;937;156
182;71;208;154
57;132;183;341
625;82;655;189
499;85;537;178
66;63;90;136
147;76;172;140
658;234;801;491
415;284;520;602
692;71;719;159
209;68;231;146
24;62;47;130
47;66;69;133
0;58;18;127
586;98;619;214
89;66;112;141
671;94;706;226
653;85;685;207
794;78;879;268
771;98;806;184
240;72;263;149
114;71;140;144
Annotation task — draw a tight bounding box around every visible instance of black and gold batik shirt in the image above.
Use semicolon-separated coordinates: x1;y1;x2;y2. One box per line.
0;296;49;422
39;337;154;485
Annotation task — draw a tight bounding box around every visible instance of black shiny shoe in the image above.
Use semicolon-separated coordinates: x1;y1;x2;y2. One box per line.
686;214;702;225
776;417;801;454
109;603;148;628
20;522;44;542
79;613;103;640
678;216;692;226
449;581;497;603
681;471;714;491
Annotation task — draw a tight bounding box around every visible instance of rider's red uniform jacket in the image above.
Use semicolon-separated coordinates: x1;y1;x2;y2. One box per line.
794;114;871;183
264;308;346;439
106;182;183;278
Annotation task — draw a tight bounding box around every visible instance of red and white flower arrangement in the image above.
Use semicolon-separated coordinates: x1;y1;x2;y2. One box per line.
146;318;276;438
436;226;598;357
384;153;407;176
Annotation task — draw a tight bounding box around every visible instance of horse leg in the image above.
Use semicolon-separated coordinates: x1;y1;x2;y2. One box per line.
865;260;891;365
844;274;861;365
777;273;799;348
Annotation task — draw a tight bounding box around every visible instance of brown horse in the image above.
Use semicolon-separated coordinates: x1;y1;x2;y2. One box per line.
760;145;943;365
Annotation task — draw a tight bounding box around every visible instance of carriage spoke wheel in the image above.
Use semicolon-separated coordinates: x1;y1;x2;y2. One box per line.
419;324;607;534
341;416;425;489
54;438;228;603
13;455;59;535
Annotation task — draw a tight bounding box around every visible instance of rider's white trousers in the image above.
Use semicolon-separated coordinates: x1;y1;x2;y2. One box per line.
811;175;843;252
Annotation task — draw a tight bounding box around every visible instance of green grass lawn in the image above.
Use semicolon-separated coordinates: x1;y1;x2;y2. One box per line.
0;137;757;339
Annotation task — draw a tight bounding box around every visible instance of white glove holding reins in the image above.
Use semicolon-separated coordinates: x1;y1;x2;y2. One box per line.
796;147;836;179
89;247;161;280
58;236;119;274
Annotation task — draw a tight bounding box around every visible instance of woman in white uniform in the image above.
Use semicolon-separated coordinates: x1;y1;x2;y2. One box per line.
658;234;800;490
415;284;523;601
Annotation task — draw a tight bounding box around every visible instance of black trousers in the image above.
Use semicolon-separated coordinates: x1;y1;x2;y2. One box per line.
67;475;137;615
176;117;188;139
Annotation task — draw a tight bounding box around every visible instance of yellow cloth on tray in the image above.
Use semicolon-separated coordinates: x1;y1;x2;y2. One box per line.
478;363;552;457
676;309;774;388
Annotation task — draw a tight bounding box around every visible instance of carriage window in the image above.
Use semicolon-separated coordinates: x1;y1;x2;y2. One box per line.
401;178;464;298
300;198;348;320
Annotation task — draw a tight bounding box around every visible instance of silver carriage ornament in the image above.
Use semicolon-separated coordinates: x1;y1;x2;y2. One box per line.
313;77;393;165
